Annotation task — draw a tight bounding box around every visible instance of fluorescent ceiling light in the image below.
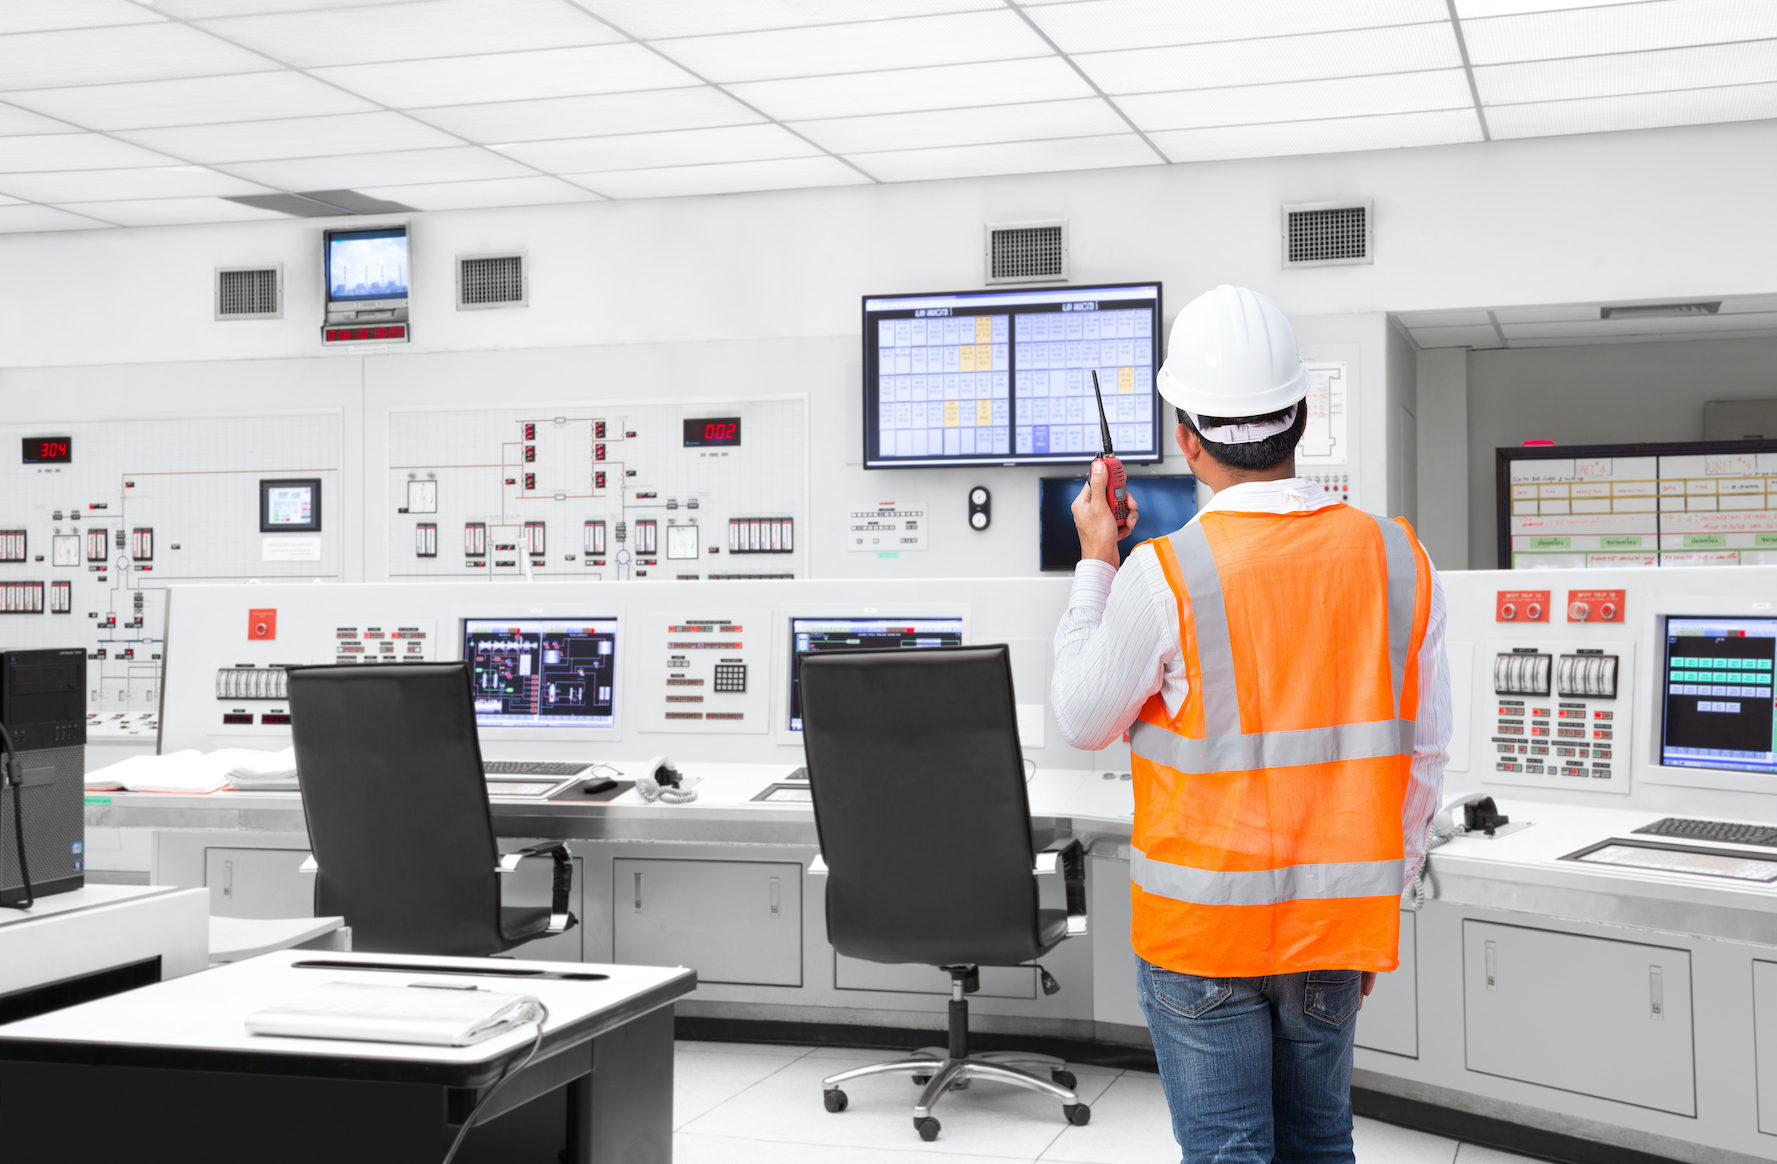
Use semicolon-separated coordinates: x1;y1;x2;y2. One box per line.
1120;70;1473;132
791;98;1126;154
1076;22;1463;94
196;0;623;69
1476;40;1777;106
314;44;699;108
0;133;180;173
1600;301;1721;320
1026;0;1448;55
409;88;765;144
652;10;1052;84
222;146;534;190
1409;324;1504;348
52;196;297;226
576;155;868;199
0;106;82;136
355;175;602;210
115;112;460;164
1395;309;1495;327
0;203;113;232
730;57;1093;120
1151;107;1482;162
577;0;999;39
1460;0;1777;66
1508;332;1777;346
0;166;269;202
852;133;1159;182
1504;314;1777;339
7;72;377;130
0;25;278;92
1486;82;1777;139
0;0;163;34
497;124;820;174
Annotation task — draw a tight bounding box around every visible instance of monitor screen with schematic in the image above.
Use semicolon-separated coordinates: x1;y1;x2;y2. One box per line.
462;618;617;730
787;617;964;731
1660;615;1777;776
1037;474;1197;571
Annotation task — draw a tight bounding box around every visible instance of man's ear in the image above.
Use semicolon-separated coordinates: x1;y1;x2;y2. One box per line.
1176;423;1198;461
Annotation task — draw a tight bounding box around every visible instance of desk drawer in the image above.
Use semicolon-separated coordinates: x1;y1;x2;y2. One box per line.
613;858;801;987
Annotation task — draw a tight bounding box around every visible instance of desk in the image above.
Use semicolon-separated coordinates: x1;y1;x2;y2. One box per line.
0;883;208;1022
0;948;696;1164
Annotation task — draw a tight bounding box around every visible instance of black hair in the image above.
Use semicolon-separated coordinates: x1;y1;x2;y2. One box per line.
1175;403;1308;473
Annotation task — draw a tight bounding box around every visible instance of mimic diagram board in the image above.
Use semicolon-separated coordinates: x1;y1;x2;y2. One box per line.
386;398;806;582
0;413;344;712
1500;441;1777;569
1297;360;1348;465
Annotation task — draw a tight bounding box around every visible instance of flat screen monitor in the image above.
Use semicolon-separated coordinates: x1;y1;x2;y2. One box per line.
1038;474;1197;571
787;616;964;731
326;226;409;303
259;478;321;533
862;282;1163;469
1661;615;1777;775
463;618;617;729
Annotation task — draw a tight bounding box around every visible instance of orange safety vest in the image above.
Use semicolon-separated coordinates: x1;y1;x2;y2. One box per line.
1129;504;1432;977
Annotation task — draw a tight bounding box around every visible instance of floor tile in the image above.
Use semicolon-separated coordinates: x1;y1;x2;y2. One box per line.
1456;1144;1548;1164
1039;1073;1177;1162
674;1047;808;1129
1353;1116;1461;1164
682;1052;1118;1159
801;1039;953;1060
675;1131;1037;1163
677;1038;818;1058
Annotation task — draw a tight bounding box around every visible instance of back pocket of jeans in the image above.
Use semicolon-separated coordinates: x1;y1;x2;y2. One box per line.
1146;968;1233;1020
1304;969;1361;1027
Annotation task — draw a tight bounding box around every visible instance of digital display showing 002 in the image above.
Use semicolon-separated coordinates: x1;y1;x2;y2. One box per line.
683;417;742;448
23;437;71;464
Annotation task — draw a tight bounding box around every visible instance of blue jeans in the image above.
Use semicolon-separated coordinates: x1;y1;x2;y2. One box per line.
1136;959;1362;1164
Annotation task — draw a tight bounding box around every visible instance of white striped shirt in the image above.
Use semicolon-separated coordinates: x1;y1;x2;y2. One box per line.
1050;478;1451;886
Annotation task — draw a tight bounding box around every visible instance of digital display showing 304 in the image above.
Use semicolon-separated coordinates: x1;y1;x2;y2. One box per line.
683;417;742;448
22;437;71;464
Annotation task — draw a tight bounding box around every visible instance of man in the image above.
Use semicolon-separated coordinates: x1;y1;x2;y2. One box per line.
1051;285;1449;1164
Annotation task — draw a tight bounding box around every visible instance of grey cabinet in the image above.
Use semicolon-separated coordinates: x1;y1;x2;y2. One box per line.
613;858;801;986
1756;960;1777;1136
1355;911;1418;1058
1463;921;1695;1116
205;846;314;919
834;957;1035;998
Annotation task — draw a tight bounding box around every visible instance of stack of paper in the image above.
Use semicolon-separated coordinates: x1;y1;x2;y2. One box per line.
84;747;300;794
246;981;540;1046
223;746;299;791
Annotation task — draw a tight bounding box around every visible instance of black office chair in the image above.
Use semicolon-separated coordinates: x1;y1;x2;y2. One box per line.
800;644;1089;1143
286;663;576;956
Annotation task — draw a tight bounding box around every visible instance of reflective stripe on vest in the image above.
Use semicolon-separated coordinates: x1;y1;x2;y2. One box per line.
1131;848;1406;907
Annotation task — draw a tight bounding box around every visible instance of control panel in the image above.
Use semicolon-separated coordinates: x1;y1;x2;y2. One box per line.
637;612;768;734
1488;640;1632;792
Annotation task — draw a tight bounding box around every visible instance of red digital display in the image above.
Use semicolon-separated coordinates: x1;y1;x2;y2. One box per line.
22;437;71;464
683;417;742;448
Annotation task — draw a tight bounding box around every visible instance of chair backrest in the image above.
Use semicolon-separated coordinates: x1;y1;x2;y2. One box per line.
800;644;1043;967
286;663;504;955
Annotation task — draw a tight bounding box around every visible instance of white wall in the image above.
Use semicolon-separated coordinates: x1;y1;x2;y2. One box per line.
1386;321;1418;522
1416;348;1470;569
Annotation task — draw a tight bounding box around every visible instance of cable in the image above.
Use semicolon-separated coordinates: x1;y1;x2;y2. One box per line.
1405;828;1455;912
0;719;32;912
440;999;549;1164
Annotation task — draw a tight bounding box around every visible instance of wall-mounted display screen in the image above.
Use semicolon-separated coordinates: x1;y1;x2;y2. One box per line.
1661;616;1777;775
259;478;321;533
22;437;71;464
862;282;1162;468
1038;474;1197;571
788;616;963;731
326;227;409;302
684;417;741;447
463;617;617;729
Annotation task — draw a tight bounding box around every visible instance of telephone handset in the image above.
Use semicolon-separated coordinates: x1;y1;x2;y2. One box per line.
1407;794;1513;910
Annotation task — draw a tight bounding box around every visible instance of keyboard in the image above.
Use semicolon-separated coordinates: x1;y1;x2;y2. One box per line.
483;760;590;777
1633;817;1777;847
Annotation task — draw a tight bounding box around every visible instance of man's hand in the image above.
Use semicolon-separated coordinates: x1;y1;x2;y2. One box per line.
1359;971;1377;1008
1072;460;1137;567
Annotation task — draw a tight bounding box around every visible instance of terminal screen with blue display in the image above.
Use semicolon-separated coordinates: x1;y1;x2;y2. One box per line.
463;618;617;729
788;617;963;731
1661;616;1777;775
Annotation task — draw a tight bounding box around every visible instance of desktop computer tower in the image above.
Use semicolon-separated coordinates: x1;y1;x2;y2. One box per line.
1;648;86;906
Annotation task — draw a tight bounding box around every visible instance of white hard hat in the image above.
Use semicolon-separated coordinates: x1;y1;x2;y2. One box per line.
1156;285;1309;424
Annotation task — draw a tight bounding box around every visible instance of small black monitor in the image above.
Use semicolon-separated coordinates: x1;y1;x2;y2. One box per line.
1038;474;1197;570
259;478;321;533
462;618;617;729
1661;616;1777;775
788;617;963;731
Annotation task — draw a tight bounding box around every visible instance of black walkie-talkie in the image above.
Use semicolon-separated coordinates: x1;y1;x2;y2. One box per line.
1091;370;1130;535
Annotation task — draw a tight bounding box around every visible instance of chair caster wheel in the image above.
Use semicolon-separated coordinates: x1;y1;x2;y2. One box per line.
915;1116;941;1142
1064;1102;1092;1126
911;1075;930;1085
1052;1069;1077;1089
823;1089;848;1113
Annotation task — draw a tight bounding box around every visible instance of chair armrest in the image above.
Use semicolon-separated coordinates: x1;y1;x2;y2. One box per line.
808;854;828;875
498;843;575;934
1034;839;1088;937
298;854;318;874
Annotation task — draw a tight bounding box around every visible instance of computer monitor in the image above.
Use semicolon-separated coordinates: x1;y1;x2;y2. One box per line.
787;617;964;731
326;226;409;304
462;618;617;729
1038;474;1197;570
1660;615;1777;775
862;282;1163;468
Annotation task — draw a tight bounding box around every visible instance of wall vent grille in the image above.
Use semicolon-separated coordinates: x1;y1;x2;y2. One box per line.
985;221;1068;284
458;253;527;309
1282;202;1372;267
215;265;281;320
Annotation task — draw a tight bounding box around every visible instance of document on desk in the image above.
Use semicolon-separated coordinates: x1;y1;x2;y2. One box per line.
245;981;539;1047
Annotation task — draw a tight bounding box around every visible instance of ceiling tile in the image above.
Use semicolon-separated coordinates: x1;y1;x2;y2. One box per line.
1490;303;1598;324
0;203;114;232
851;133;1160;182
1410;324;1503;347
1120;70;1473;131
1487;82;1777;139
1151;107;1482;162
495;123;819;173
791;98;1127;153
1460;0;1777;66
1475;40;1777;106
1396;309;1495;327
1026;0;1449;55
7;72;377;130
1455;0;1627;14
155;0;426;14
313;44;699;108
0;194;19;205
195;0;623;69
1076;22;1464;94
52;196;298;226
577;155;868;199
0;24;279;91
650;10;1052;83
0;0;163;34
0;166;270;202
576;0;999;39
355;175;603;210
0;133;180;173
409;88;765;143
0;104;72;135
115;112;461;164
730;57;1093;120
221;146;535;190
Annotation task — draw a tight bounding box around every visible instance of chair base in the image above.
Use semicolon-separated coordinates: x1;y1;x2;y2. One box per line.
820;1048;1088;1140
